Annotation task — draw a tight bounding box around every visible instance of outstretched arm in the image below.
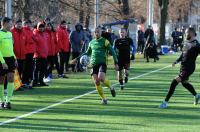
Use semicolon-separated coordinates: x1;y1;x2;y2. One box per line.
70;42;92;64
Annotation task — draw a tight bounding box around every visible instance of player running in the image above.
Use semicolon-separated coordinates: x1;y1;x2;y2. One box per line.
113;28;135;90
160;27;200;108
72;27;118;104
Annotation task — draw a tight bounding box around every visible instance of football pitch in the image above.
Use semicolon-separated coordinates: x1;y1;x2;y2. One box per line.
0;54;200;132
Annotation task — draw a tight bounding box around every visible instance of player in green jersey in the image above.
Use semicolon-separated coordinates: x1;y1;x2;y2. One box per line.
72;27;118;104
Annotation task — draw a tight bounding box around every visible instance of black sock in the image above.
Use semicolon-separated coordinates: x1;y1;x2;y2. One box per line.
125;76;128;83
165;79;179;102
119;80;123;86
182;82;197;96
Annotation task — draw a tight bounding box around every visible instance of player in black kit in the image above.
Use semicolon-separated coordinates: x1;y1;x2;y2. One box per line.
113;28;134;90
160;27;200;108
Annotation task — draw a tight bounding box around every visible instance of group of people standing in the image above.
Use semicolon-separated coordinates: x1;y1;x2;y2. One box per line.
0;16;93;109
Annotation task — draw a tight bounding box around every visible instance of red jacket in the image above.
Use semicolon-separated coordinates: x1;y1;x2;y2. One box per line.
54;31;59;55
11;27;26;59
33;23;48;58
23;26;36;54
45;29;57;56
56;26;70;52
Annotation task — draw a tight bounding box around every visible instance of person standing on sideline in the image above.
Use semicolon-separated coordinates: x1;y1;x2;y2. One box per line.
137;26;145;54
0;17;17;109
11;19;26;80
113;28;134;90
171;28;180;52
144;25;154;44
70;23;85;72
51;23;60;76
72;27;118;104
160;27;200;108
44;23;57;82
32;22;48;86
56;20;70;78
22;20;35;89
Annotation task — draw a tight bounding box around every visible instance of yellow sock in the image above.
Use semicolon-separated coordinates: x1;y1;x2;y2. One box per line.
103;79;111;89
96;84;106;99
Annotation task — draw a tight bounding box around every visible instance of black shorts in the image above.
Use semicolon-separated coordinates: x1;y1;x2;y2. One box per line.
118;57;130;71
0;57;16;76
178;67;194;81
90;63;107;76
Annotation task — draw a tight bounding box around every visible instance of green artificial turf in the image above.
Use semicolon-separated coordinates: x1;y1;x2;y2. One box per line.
0;53;200;132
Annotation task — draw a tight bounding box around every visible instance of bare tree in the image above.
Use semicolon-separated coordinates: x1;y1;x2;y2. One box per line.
23;0;31;19
79;0;84;24
85;0;93;28
158;0;169;45
118;0;130;29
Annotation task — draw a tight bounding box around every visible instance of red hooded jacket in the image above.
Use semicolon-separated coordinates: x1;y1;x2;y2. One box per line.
33;23;48;58
45;29;57;56
56;26;70;52
11;27;26;59
23;26;36;54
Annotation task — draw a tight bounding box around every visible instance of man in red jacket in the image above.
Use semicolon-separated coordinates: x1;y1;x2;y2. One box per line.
11;19;26;78
56;20;70;78
52;23;60;77
22;20;35;88
32;22;48;86
44;23;57;82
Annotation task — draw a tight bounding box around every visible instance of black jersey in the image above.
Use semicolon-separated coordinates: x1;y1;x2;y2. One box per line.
176;39;200;70
113;37;134;62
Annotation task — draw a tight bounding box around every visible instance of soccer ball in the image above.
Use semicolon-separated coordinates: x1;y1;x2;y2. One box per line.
80;55;90;66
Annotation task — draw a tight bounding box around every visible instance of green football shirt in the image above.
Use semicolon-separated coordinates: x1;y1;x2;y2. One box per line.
0;30;15;63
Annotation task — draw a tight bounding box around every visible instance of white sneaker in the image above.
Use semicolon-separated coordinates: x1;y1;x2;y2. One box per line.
194;94;200;105
43;77;51;83
159;101;167;109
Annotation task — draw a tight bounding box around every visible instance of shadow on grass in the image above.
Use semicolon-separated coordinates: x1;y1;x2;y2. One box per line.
0;119;129;131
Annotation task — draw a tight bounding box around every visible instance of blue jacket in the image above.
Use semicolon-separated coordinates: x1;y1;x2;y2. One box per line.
69;23;85;53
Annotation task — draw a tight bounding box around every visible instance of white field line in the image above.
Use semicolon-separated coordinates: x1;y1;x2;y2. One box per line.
0;65;171;126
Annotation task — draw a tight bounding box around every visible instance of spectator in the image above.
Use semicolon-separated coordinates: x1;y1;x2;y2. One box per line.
44;23;57;82
32;22;48;86
137;26;145;53
56;20;70;77
22;20;35;88
83;27;92;51
51;23;60;76
171;27;180;52
70;23;85;72
11;19;26;79
101;27;112;44
144;25;154;44
111;30;118;45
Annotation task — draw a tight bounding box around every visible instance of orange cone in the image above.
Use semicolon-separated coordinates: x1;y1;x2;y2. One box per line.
14;69;23;90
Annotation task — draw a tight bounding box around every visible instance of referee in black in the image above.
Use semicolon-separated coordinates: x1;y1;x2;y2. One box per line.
160;27;200;108
113;28;134;90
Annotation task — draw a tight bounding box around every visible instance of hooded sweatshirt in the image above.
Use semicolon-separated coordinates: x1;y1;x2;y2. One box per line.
33;22;48;58
69;23;85;53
